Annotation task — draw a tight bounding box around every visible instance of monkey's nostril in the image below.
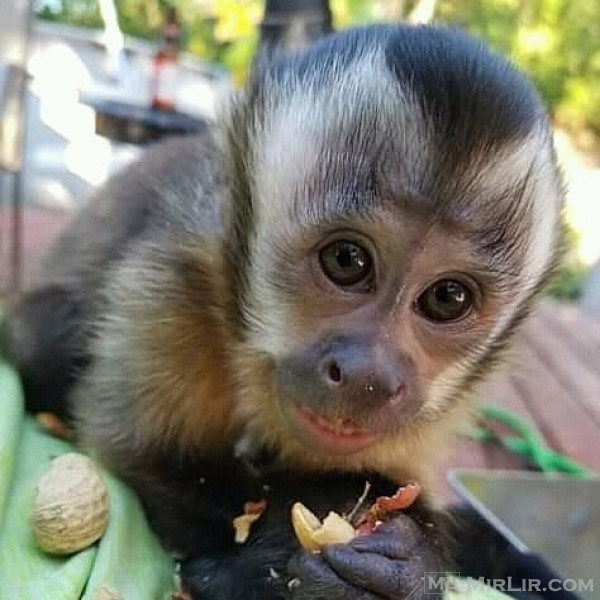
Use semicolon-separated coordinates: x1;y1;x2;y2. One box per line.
389;384;406;406
326;361;342;385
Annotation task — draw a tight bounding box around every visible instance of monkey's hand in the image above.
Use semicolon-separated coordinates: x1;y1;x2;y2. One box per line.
287;513;446;599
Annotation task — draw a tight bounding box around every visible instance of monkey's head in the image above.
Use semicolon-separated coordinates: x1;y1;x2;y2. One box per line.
224;25;563;475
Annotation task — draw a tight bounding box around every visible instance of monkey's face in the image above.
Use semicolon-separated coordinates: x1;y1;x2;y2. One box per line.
249;201;528;459
272;225;485;456
230;26;563;465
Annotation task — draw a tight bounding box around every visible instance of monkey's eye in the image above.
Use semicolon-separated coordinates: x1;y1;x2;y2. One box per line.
319;241;373;289
416;279;473;323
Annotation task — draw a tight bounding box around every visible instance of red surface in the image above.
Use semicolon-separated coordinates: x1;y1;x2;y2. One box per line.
0;205;72;291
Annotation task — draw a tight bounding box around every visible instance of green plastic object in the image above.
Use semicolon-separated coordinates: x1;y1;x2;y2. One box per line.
0;361;174;600
468;405;594;478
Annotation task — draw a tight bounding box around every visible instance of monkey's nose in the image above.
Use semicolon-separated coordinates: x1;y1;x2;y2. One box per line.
320;343;407;407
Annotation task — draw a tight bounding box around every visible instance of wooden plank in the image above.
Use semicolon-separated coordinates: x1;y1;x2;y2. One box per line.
534;304;600;426
507;330;600;473
521;312;600;428
479;353;539;426
0;206;71;291
476;365;537;470
540;300;600;349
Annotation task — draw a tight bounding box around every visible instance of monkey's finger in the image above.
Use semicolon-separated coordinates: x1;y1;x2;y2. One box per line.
350;531;414;559
375;513;424;537
350;519;422;558
322;544;426;599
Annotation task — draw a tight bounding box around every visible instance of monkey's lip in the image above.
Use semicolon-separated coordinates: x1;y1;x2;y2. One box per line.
291;405;382;455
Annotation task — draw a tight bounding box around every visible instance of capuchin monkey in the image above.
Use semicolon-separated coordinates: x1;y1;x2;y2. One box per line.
4;25;563;599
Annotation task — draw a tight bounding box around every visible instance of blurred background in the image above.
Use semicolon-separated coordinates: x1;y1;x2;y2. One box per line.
0;0;599;309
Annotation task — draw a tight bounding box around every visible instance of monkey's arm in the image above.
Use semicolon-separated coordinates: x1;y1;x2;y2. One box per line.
287;506;447;600
179;473;449;600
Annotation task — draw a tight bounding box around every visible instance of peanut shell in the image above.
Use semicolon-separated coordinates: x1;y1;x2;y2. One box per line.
31;453;109;555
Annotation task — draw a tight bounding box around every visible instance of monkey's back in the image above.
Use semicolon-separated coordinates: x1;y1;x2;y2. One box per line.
4;131;228;419
40;132;225;290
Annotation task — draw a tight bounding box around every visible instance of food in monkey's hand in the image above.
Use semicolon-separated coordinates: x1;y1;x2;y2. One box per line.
356;482;421;535
292;502;356;551
233;499;267;544
31;453;109;555
292;482;421;552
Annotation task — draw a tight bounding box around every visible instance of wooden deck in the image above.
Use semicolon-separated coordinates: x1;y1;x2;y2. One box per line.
0;205;72;293
439;299;600;502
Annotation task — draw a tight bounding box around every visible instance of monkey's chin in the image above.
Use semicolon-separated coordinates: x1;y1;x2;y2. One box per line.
286;405;383;456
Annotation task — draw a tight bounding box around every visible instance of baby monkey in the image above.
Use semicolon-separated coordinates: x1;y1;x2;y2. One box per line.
5;24;563;599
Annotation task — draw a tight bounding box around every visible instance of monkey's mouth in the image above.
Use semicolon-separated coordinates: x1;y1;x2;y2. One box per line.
290;405;382;455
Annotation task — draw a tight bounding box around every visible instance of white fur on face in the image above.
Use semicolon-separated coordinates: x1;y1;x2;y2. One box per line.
425;358;476;414
245;48;430;356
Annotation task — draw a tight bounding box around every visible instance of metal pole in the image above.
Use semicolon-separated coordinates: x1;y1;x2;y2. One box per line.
10;0;33;294
10;164;23;293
